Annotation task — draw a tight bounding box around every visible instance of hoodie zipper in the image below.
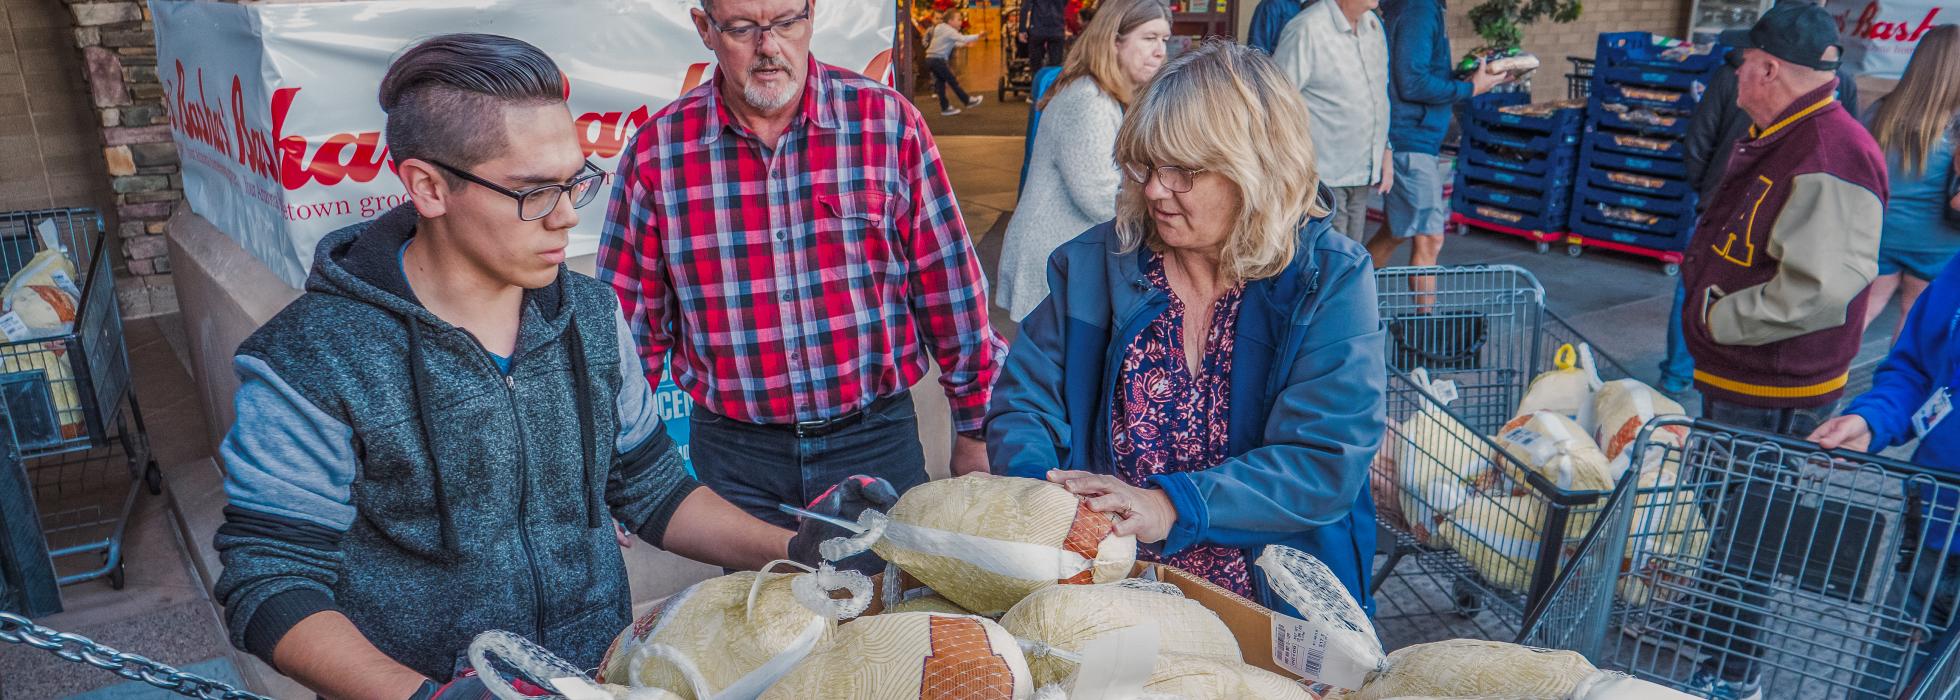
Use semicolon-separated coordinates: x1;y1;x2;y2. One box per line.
503;368;550;646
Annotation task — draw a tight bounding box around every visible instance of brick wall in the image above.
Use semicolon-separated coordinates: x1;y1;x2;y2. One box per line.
1445;0;1696;101
69;0;179;317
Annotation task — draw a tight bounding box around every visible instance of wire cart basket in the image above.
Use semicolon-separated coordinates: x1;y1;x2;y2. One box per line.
1520;417;1960;699
1370;265;1635;650
0;208;158;598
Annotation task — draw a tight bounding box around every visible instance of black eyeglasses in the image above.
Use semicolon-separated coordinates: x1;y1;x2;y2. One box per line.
431;160;606;222
1122;163;1207;194
708;1;814;44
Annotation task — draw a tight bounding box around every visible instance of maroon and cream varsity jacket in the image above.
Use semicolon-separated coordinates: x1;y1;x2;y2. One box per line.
1682;80;1889;409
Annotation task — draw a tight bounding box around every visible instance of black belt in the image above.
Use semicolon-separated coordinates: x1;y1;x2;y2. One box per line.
745;392;908;438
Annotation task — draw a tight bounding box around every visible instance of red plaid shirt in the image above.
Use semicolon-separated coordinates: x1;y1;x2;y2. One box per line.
598;59;1003;432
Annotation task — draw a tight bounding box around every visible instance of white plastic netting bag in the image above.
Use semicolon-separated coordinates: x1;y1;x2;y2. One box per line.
469;630;681;700
759;612;1036;699
591;561;871;698
1494;411;1615;493
819;474;1137;615
1590;378;1689;477
1338;640;1598;700
1393;369;1493;545
1514;343;1603;430
1001;579;1241;686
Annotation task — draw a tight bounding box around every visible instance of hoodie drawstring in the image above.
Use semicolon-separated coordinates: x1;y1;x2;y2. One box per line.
565;314;603;530
407;320;460;556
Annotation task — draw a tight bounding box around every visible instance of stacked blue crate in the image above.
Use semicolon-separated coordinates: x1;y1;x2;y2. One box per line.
1570;32;1728;260
1451;92;1584;235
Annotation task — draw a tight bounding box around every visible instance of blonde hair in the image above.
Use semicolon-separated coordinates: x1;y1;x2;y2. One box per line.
1040;0;1171;109
1869;25;1960;178
1112;40;1330;284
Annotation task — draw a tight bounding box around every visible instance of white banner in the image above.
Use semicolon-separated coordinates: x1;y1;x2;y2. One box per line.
1828;0;1954;79
153;0;898;289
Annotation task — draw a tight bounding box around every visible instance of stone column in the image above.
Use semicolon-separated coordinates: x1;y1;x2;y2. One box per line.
68;0;179;317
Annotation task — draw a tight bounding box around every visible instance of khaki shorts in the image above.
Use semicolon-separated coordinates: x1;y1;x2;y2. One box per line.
1326;185;1375;243
1385;152;1449;238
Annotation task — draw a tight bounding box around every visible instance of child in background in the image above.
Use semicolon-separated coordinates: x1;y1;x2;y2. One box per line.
926;8;986;115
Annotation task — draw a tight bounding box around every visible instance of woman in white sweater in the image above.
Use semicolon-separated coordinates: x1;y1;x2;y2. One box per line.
994;0;1172;321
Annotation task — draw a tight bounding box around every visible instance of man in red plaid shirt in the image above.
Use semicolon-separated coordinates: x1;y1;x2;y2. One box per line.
599;0;1004;533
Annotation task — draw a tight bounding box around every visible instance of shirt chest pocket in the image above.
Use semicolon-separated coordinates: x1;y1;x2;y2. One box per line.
815;189;902;273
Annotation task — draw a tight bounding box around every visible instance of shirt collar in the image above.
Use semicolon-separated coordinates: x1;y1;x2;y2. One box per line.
1325;2;1358;33
698;55;839;146
1747;79;1839;142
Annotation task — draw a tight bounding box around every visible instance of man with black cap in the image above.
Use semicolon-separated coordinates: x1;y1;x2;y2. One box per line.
1661;0;1858;397
1674;3;1889;697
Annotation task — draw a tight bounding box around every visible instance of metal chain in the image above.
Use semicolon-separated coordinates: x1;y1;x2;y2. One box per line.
0;611;273;700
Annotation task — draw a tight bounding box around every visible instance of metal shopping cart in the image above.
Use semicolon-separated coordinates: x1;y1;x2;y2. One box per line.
1371;265;1636;649
0;208;158;609
1520;417;1960;699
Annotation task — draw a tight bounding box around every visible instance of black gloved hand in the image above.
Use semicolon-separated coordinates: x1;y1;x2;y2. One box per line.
787;474;898;573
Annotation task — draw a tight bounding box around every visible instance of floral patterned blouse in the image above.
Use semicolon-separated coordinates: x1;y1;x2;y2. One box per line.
1109;250;1252;597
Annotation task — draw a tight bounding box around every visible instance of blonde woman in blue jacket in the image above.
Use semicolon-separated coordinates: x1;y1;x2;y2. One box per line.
984;41;1387;615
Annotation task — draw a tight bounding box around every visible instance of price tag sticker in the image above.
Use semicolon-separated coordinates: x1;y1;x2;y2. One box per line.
49;270;79;298
1913;388;1952;439
0;311;32;342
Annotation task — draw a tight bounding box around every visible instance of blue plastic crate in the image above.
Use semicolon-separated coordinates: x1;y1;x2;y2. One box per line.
1466;142;1583;177
1586;101;1691;137
1571;197;1696;239
1573;181;1695;217
1457;158;1575;193
1455;196;1570;234
1592;64;1716;93
1464;119;1582;155
1579;145;1689;179
1581;165;1695;200
1594;32;1728;74
1593;82;1700;112
1458;177;1573;217
1583;128;1686;160
1569;216;1695;252
1468;101;1586;138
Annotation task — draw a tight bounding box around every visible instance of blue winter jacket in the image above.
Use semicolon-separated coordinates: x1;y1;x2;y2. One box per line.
1385;0;1471;155
984;216;1387;617
1846;255;1960;551
1246;0;1311;56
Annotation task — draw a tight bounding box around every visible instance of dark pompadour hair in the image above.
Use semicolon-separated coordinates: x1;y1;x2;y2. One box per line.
379;34;565;178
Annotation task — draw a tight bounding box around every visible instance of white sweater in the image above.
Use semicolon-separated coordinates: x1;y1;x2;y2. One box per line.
994;78;1125;320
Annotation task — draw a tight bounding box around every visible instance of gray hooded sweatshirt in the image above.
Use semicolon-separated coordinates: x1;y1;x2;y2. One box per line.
212;204;699;679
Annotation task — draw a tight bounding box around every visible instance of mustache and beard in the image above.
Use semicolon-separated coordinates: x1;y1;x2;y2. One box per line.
742;54;798;111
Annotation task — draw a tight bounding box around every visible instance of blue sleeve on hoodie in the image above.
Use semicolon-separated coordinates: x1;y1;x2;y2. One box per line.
1151;246;1388;554
1848;256;1960;452
1388;0;1471;106
214;355;355;666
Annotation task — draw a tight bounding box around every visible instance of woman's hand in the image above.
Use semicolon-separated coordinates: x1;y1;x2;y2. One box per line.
1047;470;1178;543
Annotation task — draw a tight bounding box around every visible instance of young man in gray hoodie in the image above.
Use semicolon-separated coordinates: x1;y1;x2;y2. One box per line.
211;34;888;699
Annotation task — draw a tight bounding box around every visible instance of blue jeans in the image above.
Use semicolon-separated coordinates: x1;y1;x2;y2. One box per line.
1662;280;1693;389
1856;548;1960;698
925;57;971;112
689;392;930;530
